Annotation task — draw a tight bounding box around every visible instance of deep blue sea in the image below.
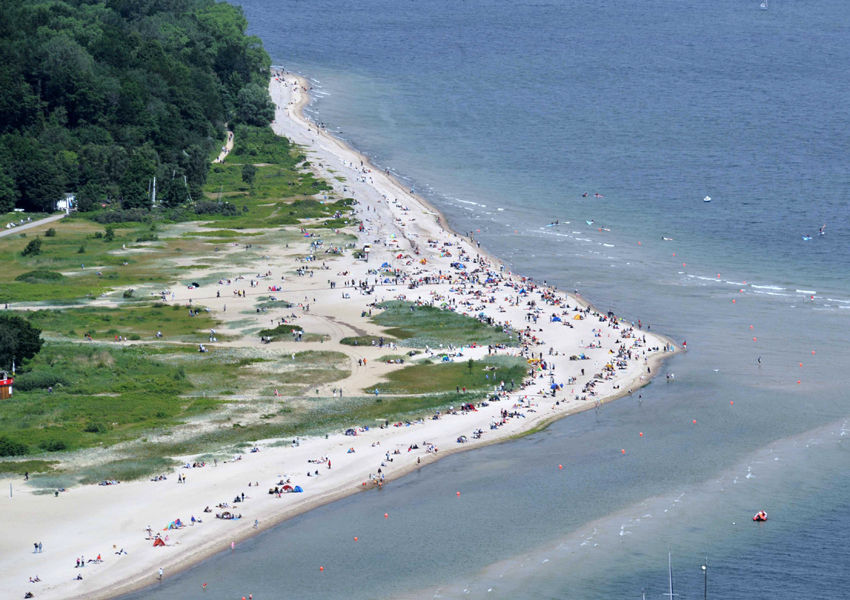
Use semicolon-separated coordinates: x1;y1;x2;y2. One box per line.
125;1;850;598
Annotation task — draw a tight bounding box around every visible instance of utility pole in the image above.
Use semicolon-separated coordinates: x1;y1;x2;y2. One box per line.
151;177;157;206
702;558;708;600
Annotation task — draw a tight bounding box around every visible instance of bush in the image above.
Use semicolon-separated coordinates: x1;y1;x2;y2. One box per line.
93;231;103;239
20;236;42;256
14;270;65;284
135;233;159;242
122;289;134;298
103;225;114;241
45;227;56;237
12;371;67;391
83;421;108;433
128;334;140;340
41;440;67;452
93;209;151;225
77;244;86;254
194;200;239;216
0;436;28;457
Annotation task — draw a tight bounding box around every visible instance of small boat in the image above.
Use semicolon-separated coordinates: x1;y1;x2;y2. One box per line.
662;237;674;241
760;0;768;10
703;196;711;203
802;236;813;241
753;510;768;522
586;220;594;225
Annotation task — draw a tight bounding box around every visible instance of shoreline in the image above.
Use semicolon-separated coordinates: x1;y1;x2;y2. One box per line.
2;70;679;600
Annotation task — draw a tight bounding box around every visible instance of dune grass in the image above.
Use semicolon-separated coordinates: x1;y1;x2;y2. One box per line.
23;304;220;341
366;356;527;395
368;301;517;348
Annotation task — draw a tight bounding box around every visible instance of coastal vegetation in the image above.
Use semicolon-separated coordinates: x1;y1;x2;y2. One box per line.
0;0;272;213
0;1;510;495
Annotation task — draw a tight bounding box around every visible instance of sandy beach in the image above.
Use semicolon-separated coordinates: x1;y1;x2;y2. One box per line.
0;72;677;600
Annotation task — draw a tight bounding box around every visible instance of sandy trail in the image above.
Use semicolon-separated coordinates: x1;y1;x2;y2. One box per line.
0;73;677;600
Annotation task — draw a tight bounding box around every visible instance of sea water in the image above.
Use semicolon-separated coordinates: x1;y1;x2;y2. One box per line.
124;0;850;597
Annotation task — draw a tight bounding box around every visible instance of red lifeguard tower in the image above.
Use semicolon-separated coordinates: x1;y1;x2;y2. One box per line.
0;371;12;400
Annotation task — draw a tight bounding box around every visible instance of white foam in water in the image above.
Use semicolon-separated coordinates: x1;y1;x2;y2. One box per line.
751;285;785;290
796;290;817;295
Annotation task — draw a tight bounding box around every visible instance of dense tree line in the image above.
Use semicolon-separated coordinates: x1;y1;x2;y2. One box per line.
0;0;275;214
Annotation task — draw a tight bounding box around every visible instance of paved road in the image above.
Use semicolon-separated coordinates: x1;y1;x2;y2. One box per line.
0;213;66;239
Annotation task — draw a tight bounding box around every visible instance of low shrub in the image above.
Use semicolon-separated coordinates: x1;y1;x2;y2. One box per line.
0;436;28;457
14;270;66;284
13;371;69;391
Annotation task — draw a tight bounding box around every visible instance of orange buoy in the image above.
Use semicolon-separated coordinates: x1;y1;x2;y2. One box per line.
733;300;736;303
354;537;358;541
812;350;816;355
621;449;626;454
750;325;754;329
638;242;641;245
693;419;697;424
798;380;801;384
384;513;388;518
717;274;721;277
730;401;734;405
753;337;757;341
559;465;563;469
457;491;461;497
683;263;686;266
799;363;803;367
639;432;643;437
320;566;324;572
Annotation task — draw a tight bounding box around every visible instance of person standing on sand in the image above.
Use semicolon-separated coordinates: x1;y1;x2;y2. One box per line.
158;567;163;581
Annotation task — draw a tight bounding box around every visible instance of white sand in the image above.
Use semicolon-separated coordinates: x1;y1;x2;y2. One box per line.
0;73;677;600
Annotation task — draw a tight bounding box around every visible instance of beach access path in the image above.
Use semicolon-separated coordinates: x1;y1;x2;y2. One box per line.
0;212;66;239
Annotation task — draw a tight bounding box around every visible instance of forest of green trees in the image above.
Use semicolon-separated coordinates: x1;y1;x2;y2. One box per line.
0;0;275;214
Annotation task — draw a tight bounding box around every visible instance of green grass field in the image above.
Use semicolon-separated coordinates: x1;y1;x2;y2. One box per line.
368;356;527;395
23;305;220;341
370;301;518;348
